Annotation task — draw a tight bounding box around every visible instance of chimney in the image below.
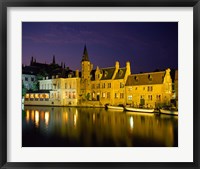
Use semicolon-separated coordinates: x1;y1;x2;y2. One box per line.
126;61;131;75
75;70;79;77
115;61;119;70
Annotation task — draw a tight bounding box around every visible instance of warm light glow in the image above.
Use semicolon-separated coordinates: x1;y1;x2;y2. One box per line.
31;110;34;121
25;94;29;98
45;111;50;127
35;110;39;128
30;94;34;98
35;94;39;98
73;114;77;127
93;113;95;122
65;112;68;123
26;110;30;123
129;116;134;130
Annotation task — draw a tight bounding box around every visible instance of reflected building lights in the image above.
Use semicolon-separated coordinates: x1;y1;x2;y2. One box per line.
93;113;95;123
45;111;50;127
129;116;134;130
73;114;78;127
35;110;39;128
26;110;30;123
65;112;68;123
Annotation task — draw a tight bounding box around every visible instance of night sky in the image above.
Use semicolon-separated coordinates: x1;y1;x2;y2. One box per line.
22;22;178;73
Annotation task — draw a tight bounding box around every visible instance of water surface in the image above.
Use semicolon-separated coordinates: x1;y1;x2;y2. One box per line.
22;106;178;147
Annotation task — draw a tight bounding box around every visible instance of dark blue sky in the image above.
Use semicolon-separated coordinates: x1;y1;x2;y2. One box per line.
22;22;178;73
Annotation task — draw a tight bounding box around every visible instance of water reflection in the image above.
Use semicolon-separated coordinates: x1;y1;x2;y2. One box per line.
22;106;178;147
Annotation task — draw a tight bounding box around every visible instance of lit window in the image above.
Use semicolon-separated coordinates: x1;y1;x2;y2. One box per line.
128;95;132;101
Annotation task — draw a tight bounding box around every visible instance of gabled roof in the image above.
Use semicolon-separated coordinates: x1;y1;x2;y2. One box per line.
126;71;165;86
100;67;116;80
114;68;126;79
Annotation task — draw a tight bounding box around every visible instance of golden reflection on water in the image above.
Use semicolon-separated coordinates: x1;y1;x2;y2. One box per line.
35;111;39;128
129;116;134;131
26;110;30;123
23;106;178;147
45;111;50;127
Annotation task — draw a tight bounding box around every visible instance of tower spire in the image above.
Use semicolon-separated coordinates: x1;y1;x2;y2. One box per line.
53;55;55;64
82;45;89;62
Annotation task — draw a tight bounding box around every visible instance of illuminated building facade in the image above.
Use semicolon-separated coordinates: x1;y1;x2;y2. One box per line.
25;76;80;106
125;68;173;108
24;46;175;108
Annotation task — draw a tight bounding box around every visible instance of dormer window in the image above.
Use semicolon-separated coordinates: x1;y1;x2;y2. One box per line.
134;76;138;81
104;71;108;78
148;74;152;81
119;70;123;77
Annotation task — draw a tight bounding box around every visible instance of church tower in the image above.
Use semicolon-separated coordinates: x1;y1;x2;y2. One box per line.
81;45;92;100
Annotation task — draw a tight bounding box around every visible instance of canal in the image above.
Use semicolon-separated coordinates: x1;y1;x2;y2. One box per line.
22;106;178;147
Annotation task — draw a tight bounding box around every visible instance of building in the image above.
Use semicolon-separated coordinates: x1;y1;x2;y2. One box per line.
24;45;175;108
174;70;178;107
125;68;172;108
25;75;80;106
90;61;131;106
80;45;131;106
22;74;37;90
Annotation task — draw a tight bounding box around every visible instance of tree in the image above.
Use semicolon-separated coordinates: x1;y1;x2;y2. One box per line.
22;82;27;97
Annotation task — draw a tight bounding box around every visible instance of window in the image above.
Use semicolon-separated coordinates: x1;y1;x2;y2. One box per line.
115;93;118;99
148;95;152;101
31;77;34;81
102;83;105;88
128;95;132;101
148;86;153;91
120;82;124;88
97;84;100;89
128;87;132;91
143;87;145;90
135;87;137;90
120;93;124;99
107;92;110;99
65;83;67;89
25;77;28;81
108;83;111;88
148;74;152;81
102;92;106;98
73;92;76;99
157;95;161;101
